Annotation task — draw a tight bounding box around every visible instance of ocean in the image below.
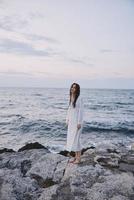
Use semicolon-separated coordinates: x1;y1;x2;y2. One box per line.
0;87;134;153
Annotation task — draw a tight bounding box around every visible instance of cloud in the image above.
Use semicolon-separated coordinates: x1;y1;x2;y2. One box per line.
0;0;5;8
0;69;69;79
24;33;60;44
28;12;45;19
0;39;53;57
0;15;29;32
68;57;94;67
61;54;94;67
0;70;33;77
0;4;45;32
100;49;118;53
0;16;60;46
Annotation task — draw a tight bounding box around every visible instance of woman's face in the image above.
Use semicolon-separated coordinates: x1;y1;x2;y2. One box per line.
71;84;77;94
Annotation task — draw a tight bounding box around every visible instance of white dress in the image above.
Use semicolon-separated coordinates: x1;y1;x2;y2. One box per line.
65;96;84;152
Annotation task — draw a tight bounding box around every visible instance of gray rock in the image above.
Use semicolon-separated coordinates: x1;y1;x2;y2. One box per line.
0;168;41;200
0;143;134;200
94;155;119;168
26;153;69;187
119;163;134;173
120;153;134;164
131;143;134;151
86;172;134;200
110;194;130;200
38;184;59;200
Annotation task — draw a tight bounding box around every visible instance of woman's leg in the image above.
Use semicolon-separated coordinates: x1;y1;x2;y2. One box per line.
75;151;78;158
69;151;81;163
73;150;81;163
78;150;81;160
69;151;77;163
76;151;81;160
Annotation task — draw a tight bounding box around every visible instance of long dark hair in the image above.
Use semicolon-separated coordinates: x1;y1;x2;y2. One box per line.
68;83;80;108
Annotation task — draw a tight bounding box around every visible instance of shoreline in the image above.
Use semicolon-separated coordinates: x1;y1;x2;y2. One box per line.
0;137;133;154
0;134;134;153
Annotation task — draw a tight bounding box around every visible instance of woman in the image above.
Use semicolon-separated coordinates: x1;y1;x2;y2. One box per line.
65;82;84;164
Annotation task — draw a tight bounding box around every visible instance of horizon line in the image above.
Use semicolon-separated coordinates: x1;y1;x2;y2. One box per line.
0;86;133;90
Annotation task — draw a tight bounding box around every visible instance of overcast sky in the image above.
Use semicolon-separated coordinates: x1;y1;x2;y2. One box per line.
0;0;134;89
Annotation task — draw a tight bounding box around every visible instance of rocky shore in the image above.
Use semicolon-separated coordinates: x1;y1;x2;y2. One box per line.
0;142;134;200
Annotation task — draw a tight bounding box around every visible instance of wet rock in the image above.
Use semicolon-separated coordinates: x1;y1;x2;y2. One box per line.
58;150;70;157
0;148;15;154
58;146;95;157
18;142;49;152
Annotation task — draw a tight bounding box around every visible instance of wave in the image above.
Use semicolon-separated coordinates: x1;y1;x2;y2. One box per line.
33;93;42;96
1;114;134;137
0;114;25;119
84;122;134;135
115;102;134;105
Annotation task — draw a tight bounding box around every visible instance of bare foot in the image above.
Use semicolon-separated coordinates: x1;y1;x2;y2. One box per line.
73;158;81;164
69;157;76;163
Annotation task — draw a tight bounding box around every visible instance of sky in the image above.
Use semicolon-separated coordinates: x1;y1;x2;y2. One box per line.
0;0;134;89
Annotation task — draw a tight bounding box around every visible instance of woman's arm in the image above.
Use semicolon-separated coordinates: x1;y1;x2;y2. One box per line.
77;97;84;129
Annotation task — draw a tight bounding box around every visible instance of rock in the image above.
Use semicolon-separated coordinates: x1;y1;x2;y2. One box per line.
81;146;95;154
0;143;134;200
94;155;119;168
0;168;41;200
26;153;69;187
95;142;129;155
21;160;32;176
18;142;49;152
95;143;118;153
78;149;96;166
86;172;134;200
110;195;130;200
131;143;134;150
119;163;134;173
0;149;49;170
38;184;59;200
120;153;134;164
53;164;134;200
58;146;95;157
51;179;75;200
107;148;120;154
58;150;71;157
0;148;15;154
118;151;134;173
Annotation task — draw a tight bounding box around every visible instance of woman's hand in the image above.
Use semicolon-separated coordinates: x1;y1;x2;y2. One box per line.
77;124;81;130
65;120;69;127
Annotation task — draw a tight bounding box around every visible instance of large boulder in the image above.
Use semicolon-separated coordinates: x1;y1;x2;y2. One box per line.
0;142;134;200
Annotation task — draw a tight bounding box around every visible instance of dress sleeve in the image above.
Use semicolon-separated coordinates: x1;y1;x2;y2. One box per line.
65;106;70;123
77;97;84;124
